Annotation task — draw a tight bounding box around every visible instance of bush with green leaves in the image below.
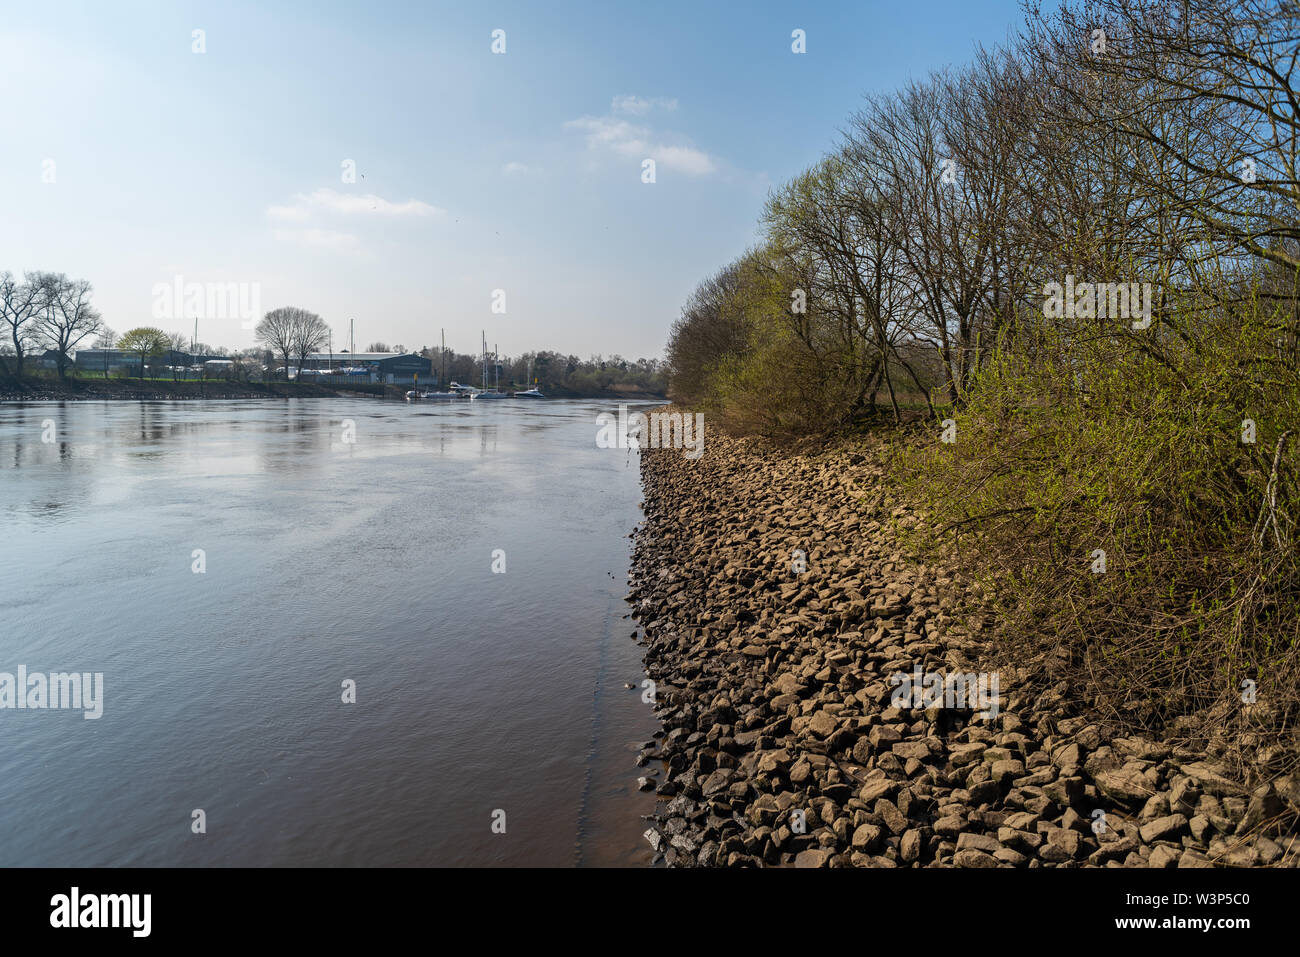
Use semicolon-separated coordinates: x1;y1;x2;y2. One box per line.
892;289;1299;773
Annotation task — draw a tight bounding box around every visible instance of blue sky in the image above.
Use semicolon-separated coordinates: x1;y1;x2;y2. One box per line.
1;0;1026;358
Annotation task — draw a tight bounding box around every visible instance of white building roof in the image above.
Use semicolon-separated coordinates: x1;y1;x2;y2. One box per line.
305;352;405;361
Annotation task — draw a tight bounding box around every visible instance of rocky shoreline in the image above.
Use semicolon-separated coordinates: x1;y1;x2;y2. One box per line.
628;429;1300;867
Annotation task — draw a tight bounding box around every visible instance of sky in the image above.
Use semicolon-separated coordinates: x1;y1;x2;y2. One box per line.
0;0;1027;360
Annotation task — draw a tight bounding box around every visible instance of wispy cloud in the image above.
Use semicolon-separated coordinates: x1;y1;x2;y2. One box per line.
267;187;444;222
611;94;678;115
564;96;716;176
502;161;539;176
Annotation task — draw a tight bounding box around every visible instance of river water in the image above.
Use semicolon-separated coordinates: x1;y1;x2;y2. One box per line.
0;398;659;866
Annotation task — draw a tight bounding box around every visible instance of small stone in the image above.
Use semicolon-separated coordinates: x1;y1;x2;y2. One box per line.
893;740;931;762
933;815;967;838
794;848;832;868
1139;793;1170;823
991;759;1026;784
953;848;999;868
1095;767;1154;805
1052;742;1082;768
900;829;923;863
1255;837;1283;865
807;711;839;738
994;847;1028;866
858;777;898;804
1188;814;1213;843
1235;784;1285;837
1148;845;1181;868
956;832;1001;854
1045;827;1081;857
1088;835;1138;865
875;798;909;835
950;742;987;767
1038;843;1073;863
1004;811;1041;831
1043;776;1085;809
851;824;884;852
1170;777;1202;815
1139;814;1189;844
1179;762;1245;797
998;827;1043;853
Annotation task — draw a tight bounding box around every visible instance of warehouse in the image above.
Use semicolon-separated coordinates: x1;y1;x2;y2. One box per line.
300;352;433;385
73;349;228;376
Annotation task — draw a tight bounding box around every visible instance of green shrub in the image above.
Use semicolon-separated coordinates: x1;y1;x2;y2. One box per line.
893;291;1300;772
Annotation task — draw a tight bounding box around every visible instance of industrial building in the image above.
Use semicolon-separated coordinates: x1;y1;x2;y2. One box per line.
73;348;228;376
299;352;433;385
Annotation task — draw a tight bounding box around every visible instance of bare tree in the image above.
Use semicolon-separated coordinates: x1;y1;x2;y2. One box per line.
291;310;330;377
34;274;102;378
93;326;117;378
1072;0;1299;273
255;308;298;379
168;331;190;379
665;260;751;404
0;271;48;377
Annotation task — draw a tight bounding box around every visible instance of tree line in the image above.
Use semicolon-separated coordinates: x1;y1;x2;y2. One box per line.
0;272;103;378
667;0;1300;762
2;279;667;394
415;347;665;395
667;0;1298;435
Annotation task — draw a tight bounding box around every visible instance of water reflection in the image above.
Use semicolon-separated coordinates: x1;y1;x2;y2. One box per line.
0;397;662;866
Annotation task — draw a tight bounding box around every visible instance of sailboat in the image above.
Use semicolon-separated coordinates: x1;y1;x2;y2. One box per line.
472;332;508;399
512;356;544;398
406;329;469;400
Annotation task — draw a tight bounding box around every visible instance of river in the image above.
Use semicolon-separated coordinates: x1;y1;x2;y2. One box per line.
0;397;659;866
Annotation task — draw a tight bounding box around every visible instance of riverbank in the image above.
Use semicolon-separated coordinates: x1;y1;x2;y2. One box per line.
0;375;667;403
629;428;1300;867
0;377;354;401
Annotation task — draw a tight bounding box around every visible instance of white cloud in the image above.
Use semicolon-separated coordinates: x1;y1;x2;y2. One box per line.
267;187;444;222
564;104;716;176
651;145;716;177
611;94;678;115
502;161;539;176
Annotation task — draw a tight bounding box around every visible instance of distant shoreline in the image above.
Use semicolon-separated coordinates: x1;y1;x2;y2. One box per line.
0;377;667;403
